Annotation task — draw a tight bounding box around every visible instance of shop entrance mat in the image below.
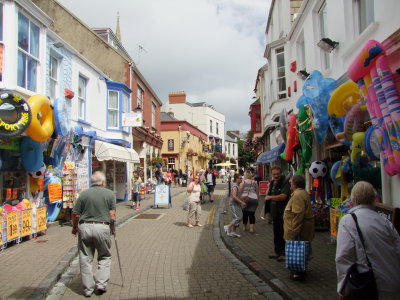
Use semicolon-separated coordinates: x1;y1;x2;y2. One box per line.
133;213;164;220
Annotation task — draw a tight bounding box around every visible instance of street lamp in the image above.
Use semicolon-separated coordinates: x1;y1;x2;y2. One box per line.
178;124;181;170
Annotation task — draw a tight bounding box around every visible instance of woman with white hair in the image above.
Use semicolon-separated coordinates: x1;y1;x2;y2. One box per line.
336;181;400;299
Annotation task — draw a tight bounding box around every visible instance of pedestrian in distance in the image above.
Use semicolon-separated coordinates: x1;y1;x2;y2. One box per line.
240;169;259;233
205;168;216;202
265;166;291;262
283;174;315;281
186;175;203;227
173;168;179;187
336;181;400;300
155;165;163;185
224;173;246;237
71;171;116;297
131;171;142;210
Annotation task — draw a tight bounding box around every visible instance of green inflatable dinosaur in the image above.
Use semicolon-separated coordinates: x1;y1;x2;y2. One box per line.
296;105;313;174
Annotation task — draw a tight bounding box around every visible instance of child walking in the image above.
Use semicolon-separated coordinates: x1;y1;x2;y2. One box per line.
131;172;142;210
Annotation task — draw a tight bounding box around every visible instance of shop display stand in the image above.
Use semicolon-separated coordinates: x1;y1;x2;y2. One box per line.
61;162;77;226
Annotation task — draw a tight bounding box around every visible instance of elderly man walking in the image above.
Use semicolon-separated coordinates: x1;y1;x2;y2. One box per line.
71;171;117;297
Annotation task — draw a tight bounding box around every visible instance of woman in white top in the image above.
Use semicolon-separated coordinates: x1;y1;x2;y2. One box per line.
186;175;203;228
336;181;400;300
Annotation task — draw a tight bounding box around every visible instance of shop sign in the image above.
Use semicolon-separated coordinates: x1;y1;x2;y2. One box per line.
6;211;19;241
122;112;142;127
330;208;337;237
21;209;32;237
259;181;270;195
36;206;47;232
48;182;62;202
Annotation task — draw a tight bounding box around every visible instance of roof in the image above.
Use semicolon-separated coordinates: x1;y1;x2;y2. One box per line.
92;28;132;60
187;102;215;110
160;112;178;121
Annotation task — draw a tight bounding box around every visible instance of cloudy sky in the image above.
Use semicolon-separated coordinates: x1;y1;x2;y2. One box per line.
58;0;271;133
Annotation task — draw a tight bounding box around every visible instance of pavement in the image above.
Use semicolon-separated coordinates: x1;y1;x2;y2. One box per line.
0;181;338;299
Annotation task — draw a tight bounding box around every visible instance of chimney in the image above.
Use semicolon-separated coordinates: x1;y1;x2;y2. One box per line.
169;91;186;104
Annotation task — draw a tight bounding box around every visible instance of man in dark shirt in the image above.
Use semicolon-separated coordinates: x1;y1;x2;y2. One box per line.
265;166;291;262
72;171;116;297
155;165;163;185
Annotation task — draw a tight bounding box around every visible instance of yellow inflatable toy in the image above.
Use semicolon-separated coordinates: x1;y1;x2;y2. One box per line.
351;132;365;162
328;82;361;118
26;95;54;142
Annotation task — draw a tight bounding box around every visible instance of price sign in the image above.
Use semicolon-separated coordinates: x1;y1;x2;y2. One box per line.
36;206;47;232
21;209;33;237
6;211;19;241
12;188;18;199
259;181;270;195
6;188;11;200
48;182;62;202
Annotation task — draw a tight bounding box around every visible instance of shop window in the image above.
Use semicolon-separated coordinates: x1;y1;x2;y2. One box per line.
168;157;175;170
78;75;87;120
49;55;59;99
108;90;119;128
122;92;129;131
17;12;40;91
276;48;286;99
137;86;143;109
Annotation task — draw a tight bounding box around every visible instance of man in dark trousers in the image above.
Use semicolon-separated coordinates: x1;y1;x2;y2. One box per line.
71;171;116;297
205;167;216;202
264;166;291;262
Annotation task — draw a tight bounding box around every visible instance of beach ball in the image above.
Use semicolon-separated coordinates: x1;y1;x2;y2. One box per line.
309;161;327;178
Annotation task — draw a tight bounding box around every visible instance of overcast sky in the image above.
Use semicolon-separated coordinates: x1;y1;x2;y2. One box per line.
58;0;271;133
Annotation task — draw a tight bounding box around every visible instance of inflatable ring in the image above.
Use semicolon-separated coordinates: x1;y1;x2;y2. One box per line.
364;125;380;161
21;136;44;172
330;161;341;186
0;91;32;137
26;95;54;142
54;98;71;136
328;82;361;118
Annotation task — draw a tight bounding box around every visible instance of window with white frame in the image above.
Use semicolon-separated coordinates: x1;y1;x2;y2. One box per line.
17;12;40;91
122;92;129;131
108;90;119;128
355;0;374;34
318;3;330;70
137;86;143;109
276;48;286;99
168;157;175;169
78;75;86;119
152;102;156;128
210;120;213;133
49;55;58;99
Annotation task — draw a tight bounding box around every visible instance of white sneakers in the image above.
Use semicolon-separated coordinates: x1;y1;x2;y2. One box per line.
224;225;240;237
224;225;229;234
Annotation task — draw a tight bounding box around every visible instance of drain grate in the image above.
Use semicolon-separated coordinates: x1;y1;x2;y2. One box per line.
133;213;163;220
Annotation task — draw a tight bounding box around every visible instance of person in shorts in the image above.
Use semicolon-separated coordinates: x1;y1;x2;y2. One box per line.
131;172;142;210
224;174;246;237
205;168;216;202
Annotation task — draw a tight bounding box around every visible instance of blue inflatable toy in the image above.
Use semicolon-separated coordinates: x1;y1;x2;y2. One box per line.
330;161;341;186
54;98;71;136
20;137;43;172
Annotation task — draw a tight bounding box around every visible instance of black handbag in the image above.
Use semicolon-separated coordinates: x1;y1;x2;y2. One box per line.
341;213;378;300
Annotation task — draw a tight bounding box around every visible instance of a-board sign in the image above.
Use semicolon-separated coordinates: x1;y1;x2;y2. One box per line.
374;202;400;234
36;206;47;232
154;184;170;207
6;211;19;241
259;181;270;195
21;209;33;237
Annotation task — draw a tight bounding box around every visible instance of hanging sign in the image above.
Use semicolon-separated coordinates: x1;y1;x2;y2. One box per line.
122;112;143;127
21;209;33;237
6;211;19;241
48;182;62;202
36;206;47;232
259;181;270;195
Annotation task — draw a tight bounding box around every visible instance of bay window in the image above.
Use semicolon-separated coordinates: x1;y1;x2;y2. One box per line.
108;90;119;128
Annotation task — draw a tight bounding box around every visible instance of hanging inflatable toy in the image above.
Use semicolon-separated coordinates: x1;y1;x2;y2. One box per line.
53;98;71;137
20;136;44;172
280;113;299;161
43;174;63;222
309;161;327;178
364;125;380;161
342;103;367;141
26;94;55;142
29;163;46;192
330;161;341;186
279;108;288;143
328;116;351;146
328;82;362;118
296;105;313;174
350;132;365;163
0;91;32;137
296;70;337;144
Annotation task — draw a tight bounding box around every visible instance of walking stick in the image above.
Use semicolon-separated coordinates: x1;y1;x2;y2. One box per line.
113;233;124;287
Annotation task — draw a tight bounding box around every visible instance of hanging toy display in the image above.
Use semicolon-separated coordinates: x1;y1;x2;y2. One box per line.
26;94;55;142
309;160;328;178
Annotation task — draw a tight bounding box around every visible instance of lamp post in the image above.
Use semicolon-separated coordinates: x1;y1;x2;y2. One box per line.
178;124;181;171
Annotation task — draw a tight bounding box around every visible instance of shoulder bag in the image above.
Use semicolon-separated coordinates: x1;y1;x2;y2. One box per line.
341;213;378;300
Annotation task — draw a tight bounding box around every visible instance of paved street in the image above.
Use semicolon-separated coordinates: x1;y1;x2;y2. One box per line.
0;182;338;299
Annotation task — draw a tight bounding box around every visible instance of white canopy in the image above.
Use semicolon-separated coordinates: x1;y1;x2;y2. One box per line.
94;141;140;163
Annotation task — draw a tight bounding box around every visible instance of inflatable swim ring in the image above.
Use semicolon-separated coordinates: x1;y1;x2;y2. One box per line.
0;91;32;137
20;136;44;172
26;95;54;142
328;82;361;118
54;98;71;136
